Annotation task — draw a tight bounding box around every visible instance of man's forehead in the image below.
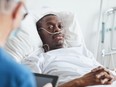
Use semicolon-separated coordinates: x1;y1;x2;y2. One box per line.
42;15;61;23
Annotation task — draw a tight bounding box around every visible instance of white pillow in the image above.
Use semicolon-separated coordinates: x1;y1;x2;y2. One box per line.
34;7;85;47
56;11;85;47
5;9;86;62
35;9;85;47
5;14;44;62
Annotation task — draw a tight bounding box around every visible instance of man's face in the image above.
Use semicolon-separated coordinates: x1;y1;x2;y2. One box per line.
38;15;64;51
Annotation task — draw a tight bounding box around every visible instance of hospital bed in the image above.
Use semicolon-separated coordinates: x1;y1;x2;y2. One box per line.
5;8;116;87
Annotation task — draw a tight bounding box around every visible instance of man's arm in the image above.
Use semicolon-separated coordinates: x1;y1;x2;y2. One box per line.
59;66;114;87
58;78;86;87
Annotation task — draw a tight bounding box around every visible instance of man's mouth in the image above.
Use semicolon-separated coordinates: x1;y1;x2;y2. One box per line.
52;34;64;41
52;34;64;48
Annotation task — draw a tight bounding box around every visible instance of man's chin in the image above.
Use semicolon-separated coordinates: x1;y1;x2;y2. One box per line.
52;40;64;49
56;45;63;48
55;43;64;49
57;40;64;46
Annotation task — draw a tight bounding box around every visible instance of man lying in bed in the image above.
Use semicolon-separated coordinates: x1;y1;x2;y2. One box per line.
35;13;116;87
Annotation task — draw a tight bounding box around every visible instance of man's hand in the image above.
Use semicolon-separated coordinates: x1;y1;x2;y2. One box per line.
59;66;114;87
80;66;113;86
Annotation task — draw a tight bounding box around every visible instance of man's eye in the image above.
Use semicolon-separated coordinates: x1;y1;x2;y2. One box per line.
48;25;54;30
58;24;63;29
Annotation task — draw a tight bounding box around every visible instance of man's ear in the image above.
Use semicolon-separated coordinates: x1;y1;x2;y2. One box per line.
12;2;23;29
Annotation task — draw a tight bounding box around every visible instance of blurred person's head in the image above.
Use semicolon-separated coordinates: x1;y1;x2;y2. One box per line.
36;14;64;52
0;0;25;46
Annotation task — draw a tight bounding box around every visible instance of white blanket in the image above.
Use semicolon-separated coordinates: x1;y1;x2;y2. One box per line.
21;47;116;86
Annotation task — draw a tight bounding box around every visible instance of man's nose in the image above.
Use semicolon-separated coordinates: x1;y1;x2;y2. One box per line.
54;26;61;32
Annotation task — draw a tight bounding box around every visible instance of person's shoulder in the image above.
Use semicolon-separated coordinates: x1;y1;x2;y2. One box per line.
9;61;36;87
7;56;33;78
0;48;34;79
0;48;36;87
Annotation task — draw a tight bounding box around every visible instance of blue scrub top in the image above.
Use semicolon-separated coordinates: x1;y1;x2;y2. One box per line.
0;48;36;87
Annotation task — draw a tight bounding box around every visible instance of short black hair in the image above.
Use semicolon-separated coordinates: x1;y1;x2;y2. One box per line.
36;14;56;33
